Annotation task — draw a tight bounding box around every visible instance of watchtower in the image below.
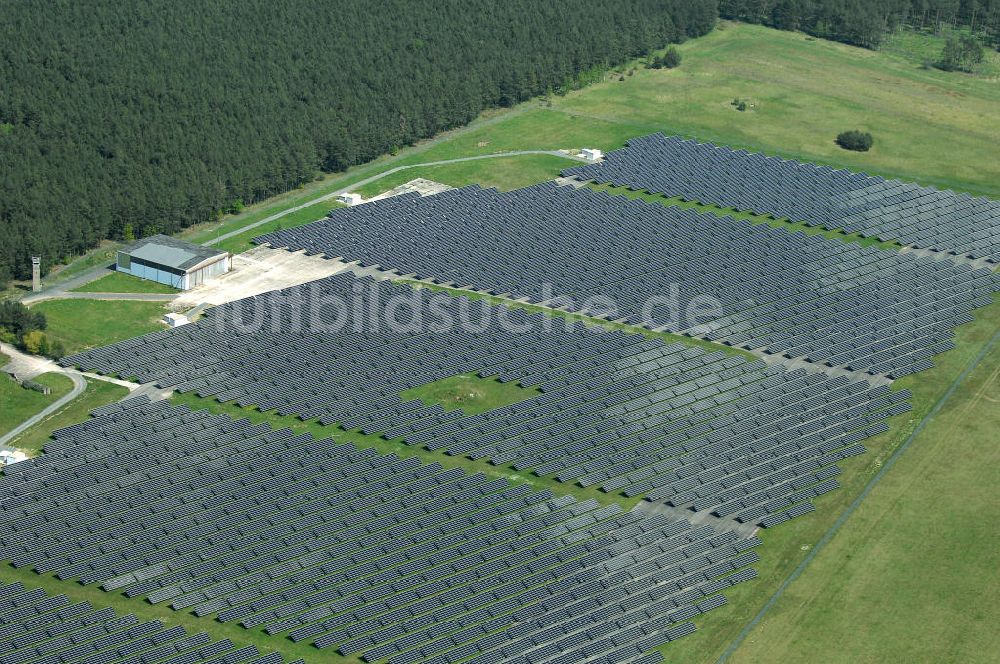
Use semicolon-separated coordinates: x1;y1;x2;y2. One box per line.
31;256;41;292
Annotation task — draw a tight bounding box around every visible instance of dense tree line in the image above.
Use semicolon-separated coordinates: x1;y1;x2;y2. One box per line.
0;0;717;287
719;0;1000;48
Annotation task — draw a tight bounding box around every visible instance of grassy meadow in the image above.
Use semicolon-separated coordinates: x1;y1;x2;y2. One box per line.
549;22;1000;196
401;373;539;416
2;19;999;664
656;293;1000;664
729;338;1000;664
29;299;168;354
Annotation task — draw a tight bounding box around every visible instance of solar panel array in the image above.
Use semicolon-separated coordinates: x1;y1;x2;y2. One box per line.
60;275;910;524
0;398;765;664
561;132;1000;262
0;582;298;664
254;183;998;378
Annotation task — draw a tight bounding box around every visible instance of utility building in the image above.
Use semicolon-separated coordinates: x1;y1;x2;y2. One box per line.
337;192;363;206
116;235;231;290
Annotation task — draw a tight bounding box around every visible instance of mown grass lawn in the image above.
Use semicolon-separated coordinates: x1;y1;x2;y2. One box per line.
212;200;343;255
727;329;1000;664
0;371;74;438
3;21;998;664
401;373;539;416
546;22;1000;197
6;378;129;452
29;299;167;355
72;271;179;294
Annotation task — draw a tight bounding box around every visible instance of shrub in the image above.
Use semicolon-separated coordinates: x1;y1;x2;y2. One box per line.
836;130;874;152
663;46;682;69
647;46;682;70
21;329;46;354
47;338;65;359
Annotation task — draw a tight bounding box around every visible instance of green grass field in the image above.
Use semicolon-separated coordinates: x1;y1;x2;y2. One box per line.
0;372;74;438
654;293;1000;664
548;22;1000;197
401;373;539;416
882;26;1000;77
6;378;129;452
29;299;168;354
726;332;1000;664
72;271;179;294
211;200;341;254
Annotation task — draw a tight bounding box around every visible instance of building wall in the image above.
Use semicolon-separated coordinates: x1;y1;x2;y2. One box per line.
188;256;230;288
116;252;229;290
117;252;187;289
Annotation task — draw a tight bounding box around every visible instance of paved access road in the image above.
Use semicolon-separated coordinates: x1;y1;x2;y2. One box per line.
205;150;588;246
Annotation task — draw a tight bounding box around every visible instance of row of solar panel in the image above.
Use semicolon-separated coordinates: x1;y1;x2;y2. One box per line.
0;582;298;664
562;132;1000;261
0;399;759;664
58;276;911;523
253;183;998;377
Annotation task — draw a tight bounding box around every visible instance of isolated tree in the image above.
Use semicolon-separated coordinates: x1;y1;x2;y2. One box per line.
836;130;874;151
663;46;682;68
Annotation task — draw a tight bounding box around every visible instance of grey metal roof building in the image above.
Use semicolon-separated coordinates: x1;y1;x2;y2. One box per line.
116;235;230;290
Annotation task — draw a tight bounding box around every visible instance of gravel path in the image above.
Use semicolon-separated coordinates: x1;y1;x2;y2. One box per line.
0;343;140;449
0;343;88;448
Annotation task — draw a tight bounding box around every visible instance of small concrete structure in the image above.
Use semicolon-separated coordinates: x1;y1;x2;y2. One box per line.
31;257;41;292
337;192;363;206
579;148;603;162
0;449;27;466
163;312;190;328
117;235;231;290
